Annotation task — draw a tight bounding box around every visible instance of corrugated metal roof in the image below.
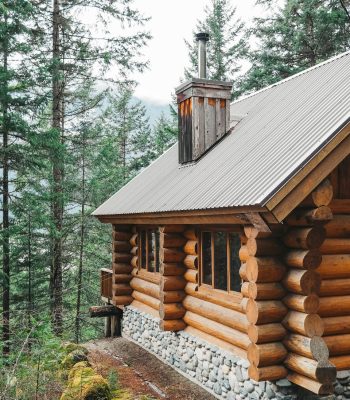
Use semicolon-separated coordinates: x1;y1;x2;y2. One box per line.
93;51;350;216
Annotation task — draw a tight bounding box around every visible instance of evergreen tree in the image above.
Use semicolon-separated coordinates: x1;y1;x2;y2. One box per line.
240;0;350;95
185;0;247;92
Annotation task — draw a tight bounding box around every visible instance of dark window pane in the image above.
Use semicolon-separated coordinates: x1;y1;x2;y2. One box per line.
155;230;160;272
202;232;212;285
229;233;241;292
214;232;227;291
140;230;147;269
148;231;155;272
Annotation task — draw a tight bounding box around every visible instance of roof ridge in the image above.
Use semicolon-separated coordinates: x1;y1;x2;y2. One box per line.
233;50;350;105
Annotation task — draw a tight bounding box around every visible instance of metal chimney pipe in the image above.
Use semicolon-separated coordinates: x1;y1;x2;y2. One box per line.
195;32;209;79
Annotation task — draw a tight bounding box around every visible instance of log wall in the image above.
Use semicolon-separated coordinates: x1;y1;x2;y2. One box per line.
244;227;289;381
283;179;336;395
112;225;133;306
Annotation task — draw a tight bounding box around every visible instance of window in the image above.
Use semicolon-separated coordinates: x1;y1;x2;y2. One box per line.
200;231;241;293
139;229;160;273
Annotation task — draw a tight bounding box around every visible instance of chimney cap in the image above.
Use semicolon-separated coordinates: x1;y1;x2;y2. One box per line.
195;32;209;42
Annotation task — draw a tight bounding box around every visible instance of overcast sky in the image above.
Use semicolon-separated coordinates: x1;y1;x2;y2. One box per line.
131;0;258;105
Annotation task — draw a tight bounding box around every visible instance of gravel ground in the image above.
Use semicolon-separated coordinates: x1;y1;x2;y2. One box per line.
85;337;216;400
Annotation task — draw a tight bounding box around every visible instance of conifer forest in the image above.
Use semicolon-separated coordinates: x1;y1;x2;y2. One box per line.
0;0;349;398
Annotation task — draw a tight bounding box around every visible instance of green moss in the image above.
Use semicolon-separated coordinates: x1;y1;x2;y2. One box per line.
68;361;92;381
60;367;111;400
61;350;89;370
111;388;132;400
61;342;89;355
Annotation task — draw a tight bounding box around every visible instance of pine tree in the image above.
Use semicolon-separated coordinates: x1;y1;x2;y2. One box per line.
185;0;247;92
240;0;350;95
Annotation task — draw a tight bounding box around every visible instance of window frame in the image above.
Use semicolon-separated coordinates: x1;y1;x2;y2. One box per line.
138;228;160;274
199;228;242;297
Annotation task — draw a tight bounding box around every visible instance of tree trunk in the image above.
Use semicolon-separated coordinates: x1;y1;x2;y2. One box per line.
28;213;33;351
51;0;64;336
2;15;10;356
75;138;85;343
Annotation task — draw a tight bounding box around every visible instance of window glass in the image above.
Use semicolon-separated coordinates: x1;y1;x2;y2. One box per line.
214;232;228;291
229;233;241;292
202;232;212;285
148;231;155;272
155;230;160;272
140;230;147;269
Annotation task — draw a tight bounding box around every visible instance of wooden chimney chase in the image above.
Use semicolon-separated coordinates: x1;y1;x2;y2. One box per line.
176;79;233;164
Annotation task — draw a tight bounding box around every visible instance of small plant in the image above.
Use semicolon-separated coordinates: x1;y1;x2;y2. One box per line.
108;370;119;391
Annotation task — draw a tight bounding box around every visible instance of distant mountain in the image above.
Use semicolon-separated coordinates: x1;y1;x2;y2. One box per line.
133;97;171;127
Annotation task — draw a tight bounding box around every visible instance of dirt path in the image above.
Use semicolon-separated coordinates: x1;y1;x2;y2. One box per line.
85;337;215;400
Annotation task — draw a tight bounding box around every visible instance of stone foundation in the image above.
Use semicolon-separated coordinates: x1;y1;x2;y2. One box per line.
121;306;348;400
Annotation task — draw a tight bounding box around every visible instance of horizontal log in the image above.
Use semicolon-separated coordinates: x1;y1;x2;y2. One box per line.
159;225;184;233
130;246;138;256
183;229;198;240
247;238;283;257
244;226;259;239
323;334;350;356
246;282;285;300
285;206;333;226
239;263;248;281
131;256;138;268
131;300;159;319
283;311;324;337
112;283;133;296
323;315;350;336
132;290;159;311
160;303;186;320
287;372;333;395
113;241;132;252
112;225;131;232
320;239;350;254
248;365;288;382
247;342;287;367
284;249;322;270
284;353;336;383
130;277;160;299
325;214;350;237
129;233;138;247
283;269;321;295
113;231;132;241
184;269;198;284
113;253;133;263
246;299;287;325
241;282;249;298
248;323;286;344
329;355;350;371
183;240;198;256
113;263;133;274
89;305;122;318
246;257;286;283
160;275;186;291
283;334;329;361
160;248;185;263
114;274;132;284
239;245;249;262
183;255;198;269
160;233;187;248
184;326;247;360
160;290;186;303
183;295;249;333
160;319;186;331
113;295;133;305
185;283;243;313
318;296;350;317
319;278;350;296
183;311;250;350
316;254;350;279
312;179;333;207
284;227;326;250
160;263;187;276
131;268;161;285
283;293;319;314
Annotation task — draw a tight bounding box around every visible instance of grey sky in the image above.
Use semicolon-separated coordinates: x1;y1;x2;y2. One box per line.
131;0;258;105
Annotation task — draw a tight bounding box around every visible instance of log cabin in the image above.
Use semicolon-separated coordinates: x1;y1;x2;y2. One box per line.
93;35;350;398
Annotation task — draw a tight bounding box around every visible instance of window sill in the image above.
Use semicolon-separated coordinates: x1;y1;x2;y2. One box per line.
198;284;243;305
